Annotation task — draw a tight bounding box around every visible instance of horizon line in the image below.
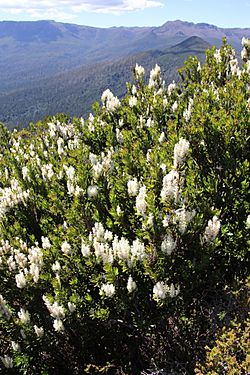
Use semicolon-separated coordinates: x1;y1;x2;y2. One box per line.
0;18;249;30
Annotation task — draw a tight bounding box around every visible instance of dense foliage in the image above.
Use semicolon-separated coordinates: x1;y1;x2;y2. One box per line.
0;39;249;374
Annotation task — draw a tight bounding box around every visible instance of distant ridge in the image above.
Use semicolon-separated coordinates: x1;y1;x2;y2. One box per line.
0;36;210;127
169;36;211;53
0;19;249;127
0;20;64;42
0;19;247;92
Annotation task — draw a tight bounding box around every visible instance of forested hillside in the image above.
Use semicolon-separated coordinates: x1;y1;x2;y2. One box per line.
0;19;249;128
0;36;210;128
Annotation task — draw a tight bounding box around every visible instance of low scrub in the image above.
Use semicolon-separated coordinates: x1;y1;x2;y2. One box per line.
0;39;249;374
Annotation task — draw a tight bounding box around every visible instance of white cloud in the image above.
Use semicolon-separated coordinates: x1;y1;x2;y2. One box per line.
73;0;164;14
0;0;164;19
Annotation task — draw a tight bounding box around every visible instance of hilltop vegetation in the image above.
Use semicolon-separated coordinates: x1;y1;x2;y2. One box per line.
0;39;249;374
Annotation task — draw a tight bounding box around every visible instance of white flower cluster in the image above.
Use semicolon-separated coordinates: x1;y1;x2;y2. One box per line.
18;307;30;324
68;302;76;313
127;178;147;216
158;131;165;143
52;260;61;274
89;148;114;179
87;113;95;132
241;37;250;61
214;49;222;63
100;283;115;297
87;185;98;198
19;243;43;286
0;238;43;289
57;137;64;155
62;164;82;196
153;281;180;301
9;137;21;154
127;275;137;293
88;222;146;266
0;238;44;288
129;96;137;107
81;239;91;256
41;236;51;249
204;215;221;243
61;240;71;255
0;179;29;219
22;166;29;180
174;207;196;234
174;138;190;168
147;214;154;226
9;133;59;170
44;120;80;158
136;186;147;216
116;128;123;143
11;341;20;351
43;296;65;332
101;89;120;112
53;318;64;332
47;120;76;140
161;170;179;202
246;214;250;229
40;121;80;159
34;325;44;337
134;63;145;79
172;101;178;112
15;271;27;288
245;60;250;75
64;165;75;181
161;235;176;256
183;98;193;122
167;81;176;96
146;117;154;128
161;137;190;204
43;298;65;319
229;55;241;77
148;64;161;88
0;294;12;320
127;177;139;196
41;163;54;181
99;276;137;298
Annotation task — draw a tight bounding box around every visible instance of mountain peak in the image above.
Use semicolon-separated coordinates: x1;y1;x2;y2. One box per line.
160;20;218;29
173;36;211;50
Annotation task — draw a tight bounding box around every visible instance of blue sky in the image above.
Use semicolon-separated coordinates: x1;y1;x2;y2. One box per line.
0;0;249;29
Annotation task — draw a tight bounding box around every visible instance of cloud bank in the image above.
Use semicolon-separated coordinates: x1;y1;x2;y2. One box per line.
0;0;164;19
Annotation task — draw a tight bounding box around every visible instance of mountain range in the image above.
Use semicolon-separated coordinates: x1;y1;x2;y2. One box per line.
0;19;249;128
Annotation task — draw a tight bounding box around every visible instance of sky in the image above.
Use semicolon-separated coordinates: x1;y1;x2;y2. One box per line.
0;0;249;29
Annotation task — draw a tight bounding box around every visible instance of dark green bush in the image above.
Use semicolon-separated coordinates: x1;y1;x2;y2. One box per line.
0;39;249;374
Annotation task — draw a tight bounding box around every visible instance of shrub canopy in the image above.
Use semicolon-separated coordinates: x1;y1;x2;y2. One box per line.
0;39;249;374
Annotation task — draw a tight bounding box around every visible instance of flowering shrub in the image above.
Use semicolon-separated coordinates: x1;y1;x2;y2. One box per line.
0;39;249;374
